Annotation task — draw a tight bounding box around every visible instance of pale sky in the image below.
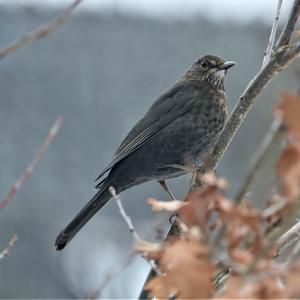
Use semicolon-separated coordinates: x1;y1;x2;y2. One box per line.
0;0;293;23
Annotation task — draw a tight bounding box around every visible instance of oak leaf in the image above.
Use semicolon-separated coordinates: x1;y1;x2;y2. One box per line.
275;91;300;140
276;143;300;201
145;238;215;299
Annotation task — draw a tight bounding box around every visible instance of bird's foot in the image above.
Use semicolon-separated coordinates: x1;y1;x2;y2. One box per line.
169;212;177;224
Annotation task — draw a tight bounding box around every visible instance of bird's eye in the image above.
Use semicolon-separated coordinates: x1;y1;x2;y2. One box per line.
199;60;209;70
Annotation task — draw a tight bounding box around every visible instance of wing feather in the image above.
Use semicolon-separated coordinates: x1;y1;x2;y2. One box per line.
95;123;158;180
95;81;202;182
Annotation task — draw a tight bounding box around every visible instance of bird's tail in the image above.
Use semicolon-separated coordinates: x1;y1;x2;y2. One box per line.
55;187;111;251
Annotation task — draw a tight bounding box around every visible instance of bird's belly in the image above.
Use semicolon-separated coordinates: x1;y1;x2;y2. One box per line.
143;113;223;179
159;113;222;159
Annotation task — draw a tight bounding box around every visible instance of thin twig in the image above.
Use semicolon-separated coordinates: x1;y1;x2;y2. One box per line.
276;219;300;255
263;0;283;66
0;0;83;61
211;116;284;248
213;267;230;293
0;234;17;260
235;116;283;203
139;1;300;297
200;0;300;179
201;45;300;178
109;186;161;275
285;237;300;265
277;0;300;48
109;186;142;242
0;116;63;210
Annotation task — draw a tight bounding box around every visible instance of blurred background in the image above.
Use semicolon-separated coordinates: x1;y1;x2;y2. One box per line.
0;0;299;298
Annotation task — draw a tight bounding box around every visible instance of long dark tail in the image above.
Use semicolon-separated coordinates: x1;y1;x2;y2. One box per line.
55;187;111;251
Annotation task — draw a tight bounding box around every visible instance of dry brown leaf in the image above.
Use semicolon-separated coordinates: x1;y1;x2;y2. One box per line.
213;195;262;233
135;240;162;260
211;195;265;255
145;238;215;299
147;198;186;212
276;142;300;202
201;172;229;190
275;91;300;140
178;181;264;255
295;30;300;38
178;173;228;229
230;249;253;266
283;262;300;297
263;195;287;233
220;274;283;298
178;188;218;234
214;196;261;225
262;196;287;219
220;262;300;298
179;190;207;229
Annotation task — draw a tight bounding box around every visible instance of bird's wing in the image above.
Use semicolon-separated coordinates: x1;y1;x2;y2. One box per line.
95;81;203;181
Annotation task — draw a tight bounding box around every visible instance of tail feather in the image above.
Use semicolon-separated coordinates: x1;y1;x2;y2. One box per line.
55;188;111;251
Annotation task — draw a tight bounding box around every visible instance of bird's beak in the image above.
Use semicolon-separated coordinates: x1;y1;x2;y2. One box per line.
219;61;236;70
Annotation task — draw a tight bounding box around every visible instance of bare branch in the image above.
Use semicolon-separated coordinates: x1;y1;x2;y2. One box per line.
285;41;300;58
276;219;300;255
0;234;17;260
109;186;162;275
277;0;300;48
263;0;283;66
139;1;300;297
0;0;83;61
235;116;283;203
198;0;300;180
0;117;63;210
285;238;300;265
201;45;300;180
109;186;142;242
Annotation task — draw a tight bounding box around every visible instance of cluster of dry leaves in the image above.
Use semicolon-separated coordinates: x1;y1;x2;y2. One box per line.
136;91;300;299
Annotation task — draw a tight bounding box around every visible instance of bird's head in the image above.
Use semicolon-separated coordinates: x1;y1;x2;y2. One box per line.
184;55;235;89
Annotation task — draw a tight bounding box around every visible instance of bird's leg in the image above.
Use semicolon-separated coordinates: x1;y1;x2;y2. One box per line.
158;180;177;224
190;165;205;187
158;180;175;200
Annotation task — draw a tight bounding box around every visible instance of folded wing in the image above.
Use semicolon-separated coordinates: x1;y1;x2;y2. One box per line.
95;81;203;182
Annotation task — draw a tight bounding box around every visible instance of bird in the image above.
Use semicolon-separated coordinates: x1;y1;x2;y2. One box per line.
55;54;235;250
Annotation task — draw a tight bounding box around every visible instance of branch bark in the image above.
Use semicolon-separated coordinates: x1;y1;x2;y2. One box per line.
109;186;161;275
277;0;300;47
263;0;283;66
200;44;300;180
0;0;83;61
139;1;300;298
109;186;142;242
200;0;300;179
276;219;300;255
235;116;283;203
0;234;17;260
0;117;63;210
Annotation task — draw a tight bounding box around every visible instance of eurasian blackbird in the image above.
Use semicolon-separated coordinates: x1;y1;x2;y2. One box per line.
55;54;235;250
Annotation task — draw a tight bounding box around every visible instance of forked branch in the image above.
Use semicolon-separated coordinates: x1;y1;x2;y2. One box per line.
0;117;63;209
0;0;83;61
139;1;300;298
263;0;283;66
